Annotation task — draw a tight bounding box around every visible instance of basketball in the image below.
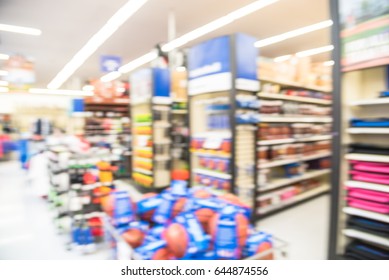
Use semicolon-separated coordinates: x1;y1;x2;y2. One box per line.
151;248;172;260
164;223;189;258
195;208;216;233
172;197;187;218
193;189;212;199
121;228;145;248
256;241;274;260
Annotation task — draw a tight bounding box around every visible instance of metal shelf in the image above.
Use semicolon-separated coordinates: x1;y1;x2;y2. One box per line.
258;151;331;169
193;168;232;179
350;98;389;106
258;92;332;105
343;229;389;248
259;115;333;123
260;77;332;93
343;207;389;223
257;185;330;215
257;135;332;146
345;153;389;163
347;128;389;134
259;169;331;192
345;180;389;193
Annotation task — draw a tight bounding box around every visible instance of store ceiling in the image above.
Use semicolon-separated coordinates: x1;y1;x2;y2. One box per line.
0;0;331;89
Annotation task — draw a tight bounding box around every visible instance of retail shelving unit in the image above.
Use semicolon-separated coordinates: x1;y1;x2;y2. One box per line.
170;70;190;182
328;0;389;259
255;78;333;219
130;67;172;191
187;34;260;210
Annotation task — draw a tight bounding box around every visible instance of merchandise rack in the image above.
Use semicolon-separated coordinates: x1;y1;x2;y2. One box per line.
187;34;260;213
328;0;389;258
130;67;172;191
255;77;333;220
101;213;289;260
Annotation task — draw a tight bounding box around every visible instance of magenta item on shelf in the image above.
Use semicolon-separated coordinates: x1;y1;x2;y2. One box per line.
199;156;207;168
280;189;295;200
347;197;389;214
350;160;389;174
349;170;389;185
346;187;389;203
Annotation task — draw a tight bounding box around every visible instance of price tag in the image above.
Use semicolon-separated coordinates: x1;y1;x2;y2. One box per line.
203;135;223;150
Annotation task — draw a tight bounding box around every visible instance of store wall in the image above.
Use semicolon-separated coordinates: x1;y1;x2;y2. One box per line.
0;94;73;133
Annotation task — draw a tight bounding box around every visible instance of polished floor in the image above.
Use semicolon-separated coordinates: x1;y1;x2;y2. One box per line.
0;160;330;260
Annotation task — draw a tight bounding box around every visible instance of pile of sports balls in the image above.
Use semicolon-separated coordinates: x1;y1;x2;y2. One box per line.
102;181;273;260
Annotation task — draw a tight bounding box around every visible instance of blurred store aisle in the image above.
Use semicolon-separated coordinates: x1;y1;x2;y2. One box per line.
0;161;106;260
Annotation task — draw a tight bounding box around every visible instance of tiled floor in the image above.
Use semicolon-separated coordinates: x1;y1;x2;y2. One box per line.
0;160;330;260
0;161;106;260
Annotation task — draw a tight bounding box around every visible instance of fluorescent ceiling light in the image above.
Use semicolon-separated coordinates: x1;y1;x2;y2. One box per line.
118;51;157;74
274;54;292;63
102;0;278;81
0;81;9;86
162;0;279;52
100;71;121;83
47;0;148;89
323;60;335;66
0;53;9;60
0;23;41;36
296;45;334;57
29;88;94;96
255;20;333;48
82;85;95;91
0;70;8;76
0;87;9;93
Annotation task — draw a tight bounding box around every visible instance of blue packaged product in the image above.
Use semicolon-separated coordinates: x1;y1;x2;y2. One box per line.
136;195;163;215
144;225;165;242
192;250;216;260
213;205;240;260
170;180;188;197
135;240;167;260
172;212;211;259
118;221;149;235
243;231;273;258
152;192;176;224
113;191;135;226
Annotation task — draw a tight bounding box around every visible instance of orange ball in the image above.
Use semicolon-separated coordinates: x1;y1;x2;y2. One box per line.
164;223;189;258
121;228;145;248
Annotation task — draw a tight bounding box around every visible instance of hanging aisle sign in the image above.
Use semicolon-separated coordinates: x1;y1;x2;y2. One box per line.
187;34;259;95
100;55;122;72
339;0;389;72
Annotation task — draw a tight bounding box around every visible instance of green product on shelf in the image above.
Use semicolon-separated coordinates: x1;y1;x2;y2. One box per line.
135;114;152;123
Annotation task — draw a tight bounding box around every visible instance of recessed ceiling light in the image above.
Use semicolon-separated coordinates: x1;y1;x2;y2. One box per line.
29;88;94;96
0;70;8;76
47;0;149;89
0;81;9;86
296;45;334;57
102;0;278;81
0;23;42;36
274;55;292;63
0;54;9;60
255;20;333;48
